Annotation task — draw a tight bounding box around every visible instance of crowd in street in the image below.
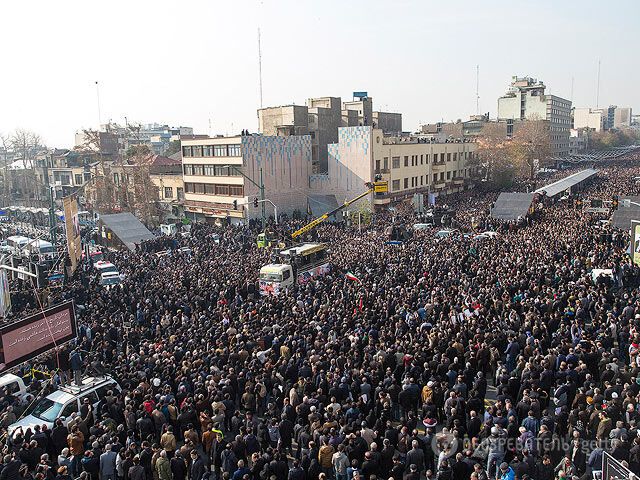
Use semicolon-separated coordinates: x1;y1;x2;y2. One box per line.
2;157;640;480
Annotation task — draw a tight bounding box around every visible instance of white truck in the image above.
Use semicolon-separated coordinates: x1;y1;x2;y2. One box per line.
259;243;330;296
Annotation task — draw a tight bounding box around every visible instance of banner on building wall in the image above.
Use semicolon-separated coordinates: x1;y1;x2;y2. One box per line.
0;270;11;318
63;195;82;273
632;221;640;265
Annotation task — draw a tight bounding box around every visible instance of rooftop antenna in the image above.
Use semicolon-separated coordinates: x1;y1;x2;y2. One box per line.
596;59;601;108
258;28;263;108
476;65;480;115
95;81;102;126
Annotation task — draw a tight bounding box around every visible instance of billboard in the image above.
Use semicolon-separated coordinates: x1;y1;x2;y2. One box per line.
63;195;82;273
0;270;10;318
633;221;640;265
0;301;76;370
353;91;368;99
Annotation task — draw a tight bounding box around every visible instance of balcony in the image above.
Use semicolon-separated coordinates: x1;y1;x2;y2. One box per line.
452;177;465;186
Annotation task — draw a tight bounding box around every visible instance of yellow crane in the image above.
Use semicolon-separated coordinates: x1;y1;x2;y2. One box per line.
291;176;387;240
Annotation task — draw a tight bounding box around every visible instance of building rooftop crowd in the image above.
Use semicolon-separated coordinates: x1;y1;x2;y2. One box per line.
3;157;640;480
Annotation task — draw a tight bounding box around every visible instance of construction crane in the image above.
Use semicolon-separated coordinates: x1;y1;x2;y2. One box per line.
291;175;387;239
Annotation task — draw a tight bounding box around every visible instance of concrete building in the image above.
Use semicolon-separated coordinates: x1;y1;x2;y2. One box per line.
569;129;589;155
613;107;633;128
310;126;478;211
307;97;342;173
257;105;309;137
149;154;184;221
373;111;402;134
181;134;312;223
497;76;571;157
75;123;193;156
573;108;605;132
343;96;373;126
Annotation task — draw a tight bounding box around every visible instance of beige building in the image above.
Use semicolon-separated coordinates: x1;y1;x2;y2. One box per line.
310;126;478;210
497;76;571;157
181;134;312;223
573;107;605;132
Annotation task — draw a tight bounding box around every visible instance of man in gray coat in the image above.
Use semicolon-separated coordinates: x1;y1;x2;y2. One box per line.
405;440;425;474
99;444;117;480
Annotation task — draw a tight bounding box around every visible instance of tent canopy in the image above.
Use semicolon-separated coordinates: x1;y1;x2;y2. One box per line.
100;212;155;250
535;168;598;198
490;192;534;221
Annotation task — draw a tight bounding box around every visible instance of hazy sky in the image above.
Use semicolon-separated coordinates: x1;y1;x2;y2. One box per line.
1;0;638;148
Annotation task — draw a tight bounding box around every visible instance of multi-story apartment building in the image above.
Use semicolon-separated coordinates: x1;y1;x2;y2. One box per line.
181;134;312;223
497;76;571;157
310;126;478;210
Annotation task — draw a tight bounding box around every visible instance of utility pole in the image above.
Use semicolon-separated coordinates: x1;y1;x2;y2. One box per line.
42;159;57;245
259;167;265;229
596;59;601;109
257;28;263;108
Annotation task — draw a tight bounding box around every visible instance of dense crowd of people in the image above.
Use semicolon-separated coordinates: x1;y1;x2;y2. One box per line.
2;157;640;480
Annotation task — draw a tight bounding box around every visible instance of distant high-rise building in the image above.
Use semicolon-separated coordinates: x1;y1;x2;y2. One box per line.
497;76;572;157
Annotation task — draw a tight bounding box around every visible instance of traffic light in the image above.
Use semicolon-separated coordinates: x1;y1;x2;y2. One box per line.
253;197;259;208
232;200;238;210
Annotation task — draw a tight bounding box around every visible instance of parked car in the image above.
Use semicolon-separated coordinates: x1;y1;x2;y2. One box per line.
8;375;121;437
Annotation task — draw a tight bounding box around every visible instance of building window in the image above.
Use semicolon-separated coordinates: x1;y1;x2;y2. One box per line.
440;153;445;162
203;146;213;157
164;187;173;198
229;185;244;196
411;177;414;188
420;176;423;186
404;156;409;167
392;157;400;169
383;157;389;170
215;184;229;195
195;183;205;194
392;179;400;191
214;145;227;156
113;173;119;185
433;174;437;183
193;146;203;157
440;172;444;181
182;146;192;157
375;160;381;173
193;165;204;176
84;173;91;182
204;165;215;176
447;171;451;180
447;153;451;161
420;155;424;165
426;154;430;164
74;174;83;185
205;184;215;194
228;144;242;157
183;164;193;175
403;178;408;189
453;153;457;161
177;187;184;200
185;183;194;193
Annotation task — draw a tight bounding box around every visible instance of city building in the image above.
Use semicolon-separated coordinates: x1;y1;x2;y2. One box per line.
310;126;478;211
258;92;401;174
181;134;312;223
497;76;571;157
75;123;193;156
573;107;605;132
372;111;403;135
613;107;633;128
569;129;589;155
149;153;185;221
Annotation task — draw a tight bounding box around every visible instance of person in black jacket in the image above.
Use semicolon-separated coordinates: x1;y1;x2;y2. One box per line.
287;460;304;480
189;451;206;480
51;421;68;457
170;452;187;480
0;455;22;480
139;442;153;480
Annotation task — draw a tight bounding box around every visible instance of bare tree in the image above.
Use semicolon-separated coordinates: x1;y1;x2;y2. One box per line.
10;129;43;169
476;122;516;187
510;119;551;179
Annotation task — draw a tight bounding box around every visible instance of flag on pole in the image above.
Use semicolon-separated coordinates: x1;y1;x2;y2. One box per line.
345;272;361;283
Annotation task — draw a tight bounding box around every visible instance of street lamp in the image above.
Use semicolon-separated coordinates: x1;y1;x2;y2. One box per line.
221;164;266;228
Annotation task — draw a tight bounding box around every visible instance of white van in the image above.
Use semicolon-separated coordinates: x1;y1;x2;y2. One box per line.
0;374;30;402
8;375;121;436
100;271;122;287
5;236;30;255
94;261;117;275
24;240;56;261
